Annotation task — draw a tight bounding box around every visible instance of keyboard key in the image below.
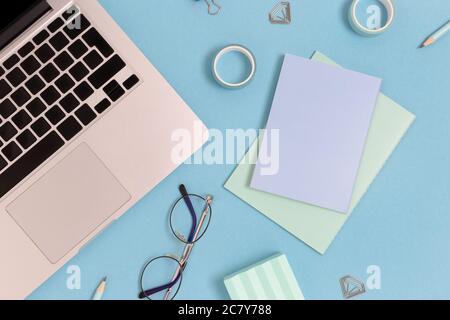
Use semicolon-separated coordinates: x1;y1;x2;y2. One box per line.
103;80;125;102
88;55;125;89
75;104;96;125
62;5;79;20
123;74;139;90
57;116;82;140
74;81;94;101
20;55;41;75
109;85;125;102
40;86;61;105
3;54;20;70
2;141;22;162
60;93;80;113
94;98;111;114
103;80;118;94
49;31;70;51
48;17;64;33
39;63;60;82
0;122;18;141
33;30;50;45
17;129;37;149
26;98;47;117
69;61;89;81
55;74;75;93
0;156;6;172
35;44;56;63
0;79;12;99
46;105;65;125
64;14;91;39
11;87;31;107
31;117;51;137
0;131;65;199
82;28;114;58
0;66;4;77
83;50;103;70
6;67;27;87
68;39;88;59
25;75;46;95
18;42;35;58
54;51;74;71
0;99;16;119
12;110;32;129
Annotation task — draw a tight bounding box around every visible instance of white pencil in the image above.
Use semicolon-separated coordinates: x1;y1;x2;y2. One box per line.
92;277;107;300
420;20;450;48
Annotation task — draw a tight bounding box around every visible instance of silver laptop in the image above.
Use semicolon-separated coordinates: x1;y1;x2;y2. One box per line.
0;0;207;299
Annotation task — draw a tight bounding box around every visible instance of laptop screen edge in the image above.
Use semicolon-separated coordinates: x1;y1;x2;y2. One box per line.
0;0;52;52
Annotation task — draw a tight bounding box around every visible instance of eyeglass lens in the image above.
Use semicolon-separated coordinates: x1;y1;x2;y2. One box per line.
170;194;212;244
139;256;183;300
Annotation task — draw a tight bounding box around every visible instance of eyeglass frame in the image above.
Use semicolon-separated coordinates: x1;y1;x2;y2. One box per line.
138;185;213;300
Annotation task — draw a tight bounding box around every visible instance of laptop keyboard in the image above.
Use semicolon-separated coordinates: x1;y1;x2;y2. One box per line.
0;6;140;199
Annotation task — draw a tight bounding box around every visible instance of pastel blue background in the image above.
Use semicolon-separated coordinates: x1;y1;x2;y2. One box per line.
30;0;450;300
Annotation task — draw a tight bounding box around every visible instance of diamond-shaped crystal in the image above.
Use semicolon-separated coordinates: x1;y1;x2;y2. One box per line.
269;2;292;25
340;275;366;299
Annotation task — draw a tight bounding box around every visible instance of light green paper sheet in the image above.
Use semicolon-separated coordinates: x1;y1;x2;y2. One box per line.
224;253;304;300
224;52;416;255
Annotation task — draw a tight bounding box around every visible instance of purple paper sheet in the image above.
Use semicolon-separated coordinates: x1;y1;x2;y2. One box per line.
251;54;382;213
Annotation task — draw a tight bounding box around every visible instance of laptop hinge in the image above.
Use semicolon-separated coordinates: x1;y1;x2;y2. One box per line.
0;1;52;51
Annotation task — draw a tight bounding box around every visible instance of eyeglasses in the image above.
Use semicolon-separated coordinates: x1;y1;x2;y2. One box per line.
138;185;213;300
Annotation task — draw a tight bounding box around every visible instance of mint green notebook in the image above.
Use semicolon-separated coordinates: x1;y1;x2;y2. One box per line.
224;254;304;300
225;52;416;254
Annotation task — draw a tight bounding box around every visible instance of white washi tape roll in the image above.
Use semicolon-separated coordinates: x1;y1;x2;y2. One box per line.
349;0;395;37
212;45;256;89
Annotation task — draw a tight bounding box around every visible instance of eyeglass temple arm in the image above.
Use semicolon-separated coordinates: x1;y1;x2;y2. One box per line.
179;184;197;243
138;272;182;299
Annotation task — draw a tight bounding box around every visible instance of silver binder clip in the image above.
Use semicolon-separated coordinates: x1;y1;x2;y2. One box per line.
203;0;221;16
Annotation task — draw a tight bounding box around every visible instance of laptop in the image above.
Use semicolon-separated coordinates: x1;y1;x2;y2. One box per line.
0;0;208;299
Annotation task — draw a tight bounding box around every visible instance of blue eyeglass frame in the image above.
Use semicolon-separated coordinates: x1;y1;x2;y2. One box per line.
138;185;212;300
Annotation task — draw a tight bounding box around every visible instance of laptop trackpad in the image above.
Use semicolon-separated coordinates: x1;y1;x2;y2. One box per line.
6;143;131;264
